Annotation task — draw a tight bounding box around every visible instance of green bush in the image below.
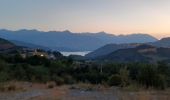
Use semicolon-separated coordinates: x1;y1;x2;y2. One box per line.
63;75;75;84
7;84;16;91
108;74;121;86
154;74;167;90
0;72;9;82
47;82;55;89
119;67;130;87
53;76;65;86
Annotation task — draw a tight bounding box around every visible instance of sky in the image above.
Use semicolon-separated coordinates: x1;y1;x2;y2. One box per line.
0;0;170;39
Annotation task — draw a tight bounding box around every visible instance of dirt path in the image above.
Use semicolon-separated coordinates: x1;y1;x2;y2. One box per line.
62;89;119;100
0;89;48;100
0;83;170;100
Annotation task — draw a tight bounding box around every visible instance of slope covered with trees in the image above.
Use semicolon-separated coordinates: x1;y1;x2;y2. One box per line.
0;53;169;90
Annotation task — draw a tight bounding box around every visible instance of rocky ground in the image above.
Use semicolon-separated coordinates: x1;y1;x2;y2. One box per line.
0;82;170;100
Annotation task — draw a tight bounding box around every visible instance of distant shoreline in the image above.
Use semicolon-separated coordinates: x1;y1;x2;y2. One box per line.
60;51;91;56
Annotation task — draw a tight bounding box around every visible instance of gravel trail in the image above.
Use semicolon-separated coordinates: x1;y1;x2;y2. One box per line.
0;89;48;100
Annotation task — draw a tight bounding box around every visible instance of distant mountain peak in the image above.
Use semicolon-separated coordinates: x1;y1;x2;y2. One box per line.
62;30;71;33
0;29;9;31
160;37;170;41
117;33;155;37
0;29;158;51
97;31;107;34
18;29;39;32
136;44;155;49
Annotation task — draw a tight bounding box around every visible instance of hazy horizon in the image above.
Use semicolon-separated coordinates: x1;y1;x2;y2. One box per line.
0;28;160;39
1;0;170;39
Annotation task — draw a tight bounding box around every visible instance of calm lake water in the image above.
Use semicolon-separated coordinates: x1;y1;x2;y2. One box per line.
61;51;91;56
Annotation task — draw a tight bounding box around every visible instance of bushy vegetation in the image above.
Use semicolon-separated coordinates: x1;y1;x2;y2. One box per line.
0;53;170;90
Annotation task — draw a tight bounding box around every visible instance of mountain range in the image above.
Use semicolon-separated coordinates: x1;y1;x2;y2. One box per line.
0;29;157;51
0;30;170;63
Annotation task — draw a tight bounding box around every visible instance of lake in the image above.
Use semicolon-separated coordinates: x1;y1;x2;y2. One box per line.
61;51;91;56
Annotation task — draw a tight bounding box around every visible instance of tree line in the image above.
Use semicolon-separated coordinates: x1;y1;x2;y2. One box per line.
0;53;170;90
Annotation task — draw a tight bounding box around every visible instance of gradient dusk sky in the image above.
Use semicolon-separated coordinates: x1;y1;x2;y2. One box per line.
0;0;170;39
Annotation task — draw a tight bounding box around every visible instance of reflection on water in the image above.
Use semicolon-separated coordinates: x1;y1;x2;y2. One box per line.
61;51;91;56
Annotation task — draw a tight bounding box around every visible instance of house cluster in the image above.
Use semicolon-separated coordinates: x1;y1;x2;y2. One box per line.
20;48;56;60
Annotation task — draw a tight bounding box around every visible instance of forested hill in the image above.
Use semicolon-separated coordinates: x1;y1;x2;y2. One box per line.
96;44;170;63
0;37;15;50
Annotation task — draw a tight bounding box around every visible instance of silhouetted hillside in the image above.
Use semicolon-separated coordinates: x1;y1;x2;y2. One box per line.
97;44;170;63
11;40;50;50
150;37;170;48
0;37;15;50
85;43;140;59
86;37;170;59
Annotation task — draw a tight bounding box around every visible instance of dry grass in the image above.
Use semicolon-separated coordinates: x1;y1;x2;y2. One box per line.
0;82;170;100
69;83;109;91
119;91;170;100
0;81;25;92
46;81;56;89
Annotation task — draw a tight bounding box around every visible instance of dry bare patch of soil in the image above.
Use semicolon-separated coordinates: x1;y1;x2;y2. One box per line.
0;82;170;100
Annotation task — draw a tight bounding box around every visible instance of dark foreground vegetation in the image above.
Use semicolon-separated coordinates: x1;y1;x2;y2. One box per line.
0;53;170;90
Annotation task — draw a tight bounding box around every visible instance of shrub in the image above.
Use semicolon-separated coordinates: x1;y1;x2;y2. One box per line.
0;83;5;92
119;67;130;87
7;84;16;91
138;65;157;88
47;82;55;89
63;75;75;84
154;74;167;90
53;76;65;86
108;74;121;86
0;72;9;82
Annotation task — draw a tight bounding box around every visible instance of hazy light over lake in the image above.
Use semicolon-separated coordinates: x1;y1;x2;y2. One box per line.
61;51;91;56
